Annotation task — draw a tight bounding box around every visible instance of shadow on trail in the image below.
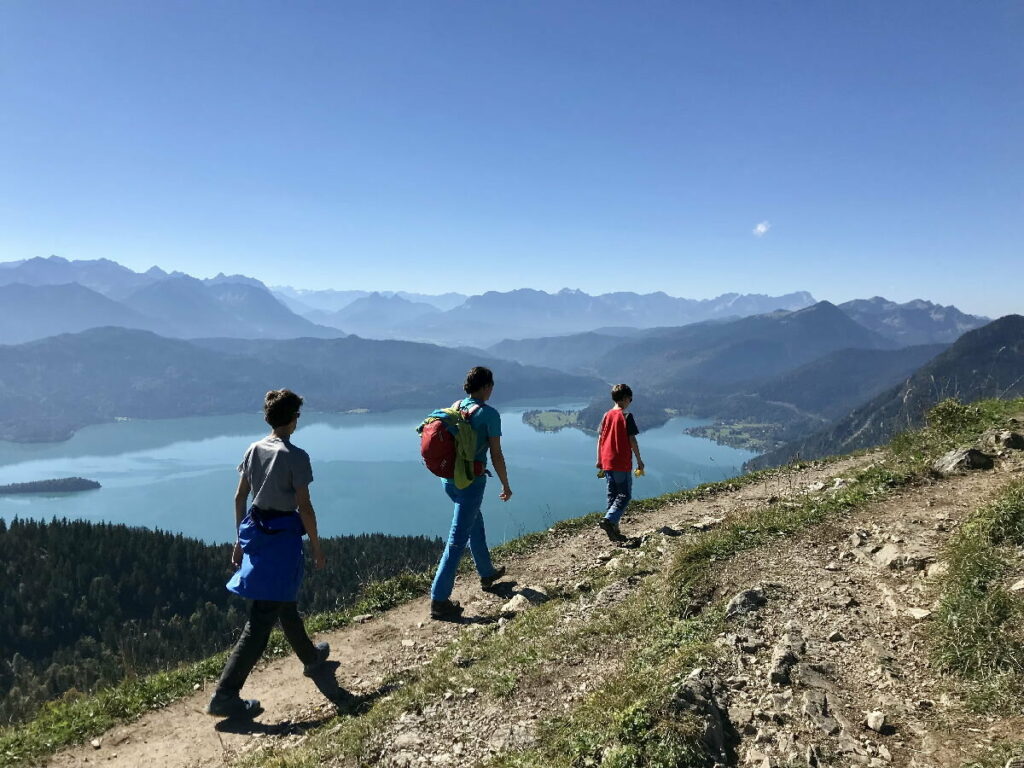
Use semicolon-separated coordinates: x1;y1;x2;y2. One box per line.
214;710;337;736
213;666;413;736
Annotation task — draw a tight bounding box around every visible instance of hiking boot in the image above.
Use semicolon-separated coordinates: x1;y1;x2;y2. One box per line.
480;565;507;591
303;641;330;677
206;692;263;718
430;599;464;621
598;517;626;542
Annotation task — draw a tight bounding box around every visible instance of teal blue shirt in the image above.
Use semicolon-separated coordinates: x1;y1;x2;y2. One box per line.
460;397;502;464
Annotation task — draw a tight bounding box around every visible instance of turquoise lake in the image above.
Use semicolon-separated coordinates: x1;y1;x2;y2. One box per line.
0;403;756;544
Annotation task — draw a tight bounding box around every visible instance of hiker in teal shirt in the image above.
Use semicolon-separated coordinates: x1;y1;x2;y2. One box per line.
429;366;512;620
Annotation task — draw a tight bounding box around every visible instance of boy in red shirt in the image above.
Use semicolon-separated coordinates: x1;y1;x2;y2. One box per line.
596;384;645;542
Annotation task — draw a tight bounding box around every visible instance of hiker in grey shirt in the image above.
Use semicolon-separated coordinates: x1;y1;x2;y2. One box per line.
206;389;329;719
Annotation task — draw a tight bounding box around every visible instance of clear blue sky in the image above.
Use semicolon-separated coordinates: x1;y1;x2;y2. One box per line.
1;2;1021;317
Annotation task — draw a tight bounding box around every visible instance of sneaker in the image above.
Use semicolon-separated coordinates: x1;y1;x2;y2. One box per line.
303;641;330;677
480;565;507;590
206;693;263;718
430;599;464;621
599;517;626;542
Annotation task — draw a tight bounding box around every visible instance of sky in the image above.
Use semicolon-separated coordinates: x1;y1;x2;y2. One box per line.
1;2;1021;317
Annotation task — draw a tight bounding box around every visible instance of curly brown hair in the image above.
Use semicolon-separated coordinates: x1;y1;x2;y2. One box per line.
264;389;304;428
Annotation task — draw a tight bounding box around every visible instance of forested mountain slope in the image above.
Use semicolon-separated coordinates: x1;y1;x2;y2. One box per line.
0;327;601;442
749;314;1024;469
0;517;442;726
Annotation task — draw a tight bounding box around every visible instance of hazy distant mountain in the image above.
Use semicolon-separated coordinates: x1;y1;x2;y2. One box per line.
120;275;339;339
204;272;268;290
391;288;818;346
590;302;895;387
308;293;441;335
489;332;631;375
0;327;602;442
271;287;469;315
839;297;988;346
490;302;904;387
0;255;167;299
392;291;468;311
748;315;1024;469
271;287;372;314
0;283;163;344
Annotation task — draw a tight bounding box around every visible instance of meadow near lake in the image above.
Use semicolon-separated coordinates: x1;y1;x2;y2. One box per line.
0;402;755;544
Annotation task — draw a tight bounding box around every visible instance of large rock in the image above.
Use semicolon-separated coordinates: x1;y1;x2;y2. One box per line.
982;429;1024;451
500;594;532;616
802;689;840;735
932;448;994;476
769;625;804;685
725;588;767;619
872;542;933;571
669;668;734;764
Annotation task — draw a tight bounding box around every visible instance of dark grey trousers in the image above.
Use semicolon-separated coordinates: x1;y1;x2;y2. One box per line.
215;600;317;696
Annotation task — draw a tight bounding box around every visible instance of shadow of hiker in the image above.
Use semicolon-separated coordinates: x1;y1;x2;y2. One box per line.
483;580;518;600
214;662;363;734
214;710;336;736
213;669;451;736
459;613;500;626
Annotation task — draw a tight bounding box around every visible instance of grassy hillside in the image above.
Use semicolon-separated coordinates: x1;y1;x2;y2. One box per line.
4;396;1023;768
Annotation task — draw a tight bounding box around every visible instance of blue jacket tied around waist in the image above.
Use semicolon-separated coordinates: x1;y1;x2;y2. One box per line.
226;506;305;602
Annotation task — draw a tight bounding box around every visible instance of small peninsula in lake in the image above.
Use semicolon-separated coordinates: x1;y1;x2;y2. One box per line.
0;477;101;495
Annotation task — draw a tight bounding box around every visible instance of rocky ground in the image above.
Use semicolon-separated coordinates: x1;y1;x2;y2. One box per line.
709;451;1024;767
47;445;1024;768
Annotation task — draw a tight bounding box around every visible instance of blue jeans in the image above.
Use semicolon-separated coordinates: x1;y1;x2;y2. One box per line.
430;476;497;601
604;470;632;524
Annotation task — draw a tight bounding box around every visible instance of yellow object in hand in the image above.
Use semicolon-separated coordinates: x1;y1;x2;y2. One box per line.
596;469;606;478
634;468;645;477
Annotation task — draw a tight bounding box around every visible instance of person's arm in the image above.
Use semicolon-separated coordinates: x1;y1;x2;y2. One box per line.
629;435;644;472
488;436;512;501
295;484;326;569
231;476;250;569
595;414;606;468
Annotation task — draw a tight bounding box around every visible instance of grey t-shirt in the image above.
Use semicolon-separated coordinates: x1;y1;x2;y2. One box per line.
238;436;313;512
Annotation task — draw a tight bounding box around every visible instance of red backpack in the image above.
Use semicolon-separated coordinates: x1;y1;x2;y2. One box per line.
417;400;481;479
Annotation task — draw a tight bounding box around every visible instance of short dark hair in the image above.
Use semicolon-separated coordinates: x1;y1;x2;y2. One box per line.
611;384;633;403
264;389;303;428
464;366;494;395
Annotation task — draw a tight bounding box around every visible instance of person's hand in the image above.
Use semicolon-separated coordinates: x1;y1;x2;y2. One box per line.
499;485;512;501
595;460;602;469
231;541;243;570
309;548;325;573
637;460;645;472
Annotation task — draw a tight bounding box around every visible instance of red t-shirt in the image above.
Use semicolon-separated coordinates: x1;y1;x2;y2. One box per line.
598;408;639;472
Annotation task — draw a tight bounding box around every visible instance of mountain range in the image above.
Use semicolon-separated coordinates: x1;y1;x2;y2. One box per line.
0;255;1005;458
296;288;822;346
0;257;338;343
1;256;989;350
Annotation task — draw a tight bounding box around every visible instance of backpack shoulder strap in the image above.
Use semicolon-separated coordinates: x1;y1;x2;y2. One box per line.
454;398;482;422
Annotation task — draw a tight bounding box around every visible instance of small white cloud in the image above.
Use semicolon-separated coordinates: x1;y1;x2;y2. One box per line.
752;220;771;237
